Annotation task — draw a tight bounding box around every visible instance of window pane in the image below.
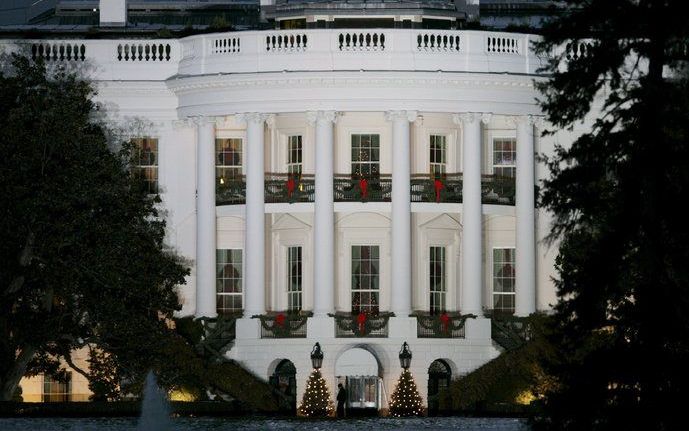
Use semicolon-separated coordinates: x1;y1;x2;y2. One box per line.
217;248;243;314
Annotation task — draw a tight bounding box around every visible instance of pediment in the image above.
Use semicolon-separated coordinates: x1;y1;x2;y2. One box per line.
272;213;312;230
419;213;461;230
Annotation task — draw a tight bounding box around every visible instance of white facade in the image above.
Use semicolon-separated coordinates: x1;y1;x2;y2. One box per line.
4;27;564;408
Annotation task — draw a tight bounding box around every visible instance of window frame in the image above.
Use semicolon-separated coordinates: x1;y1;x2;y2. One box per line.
216;248;243;315
351;245;380;315
131;137;158;194
287;135;303;175
350;133;381;177
42;373;71;403
492;246;516;314
215;137;244;186
287;245;303;312
492;137;517;178
429;134;447;177
429;246;447;314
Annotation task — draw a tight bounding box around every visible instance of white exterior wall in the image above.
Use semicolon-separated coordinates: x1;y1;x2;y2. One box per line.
6;27;570;406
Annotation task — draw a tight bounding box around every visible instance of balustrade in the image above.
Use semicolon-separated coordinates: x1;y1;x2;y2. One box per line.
266;33;308;52
211;36;240;55
486;35;520;55
333;174;392;202
264;173;314;203
217;176;246;205
117;42;172;62
257;313;309;338
410;173;463;203
414;312;475;338
338;32;386;51
481;175;516;205
31;42;86;61
417;32;461;52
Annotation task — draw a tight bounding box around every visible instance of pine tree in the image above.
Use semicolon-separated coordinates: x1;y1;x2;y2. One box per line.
297;370;333;417
389;369;423;417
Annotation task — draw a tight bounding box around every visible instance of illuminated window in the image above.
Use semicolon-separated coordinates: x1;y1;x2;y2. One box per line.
217;249;242;314
216;138;242;185
493;248;515;313
351;134;380;177
351;245;379;314
42;373;71;402
131;137;158;194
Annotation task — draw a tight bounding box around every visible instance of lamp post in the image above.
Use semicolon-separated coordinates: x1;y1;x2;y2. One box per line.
311;342;324;370
399;342;412;370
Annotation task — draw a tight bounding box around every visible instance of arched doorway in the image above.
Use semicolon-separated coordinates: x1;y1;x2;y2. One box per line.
427;359;452;416
269;359;297;413
335;347;382;416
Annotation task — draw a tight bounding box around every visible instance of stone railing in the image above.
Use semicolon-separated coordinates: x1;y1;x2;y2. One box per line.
333;174;392;203
487;313;533;351
414;312;476;338
0;30;547;81
411;173;463;203
264;173;315;204
256;312;309;338
331;312;393;338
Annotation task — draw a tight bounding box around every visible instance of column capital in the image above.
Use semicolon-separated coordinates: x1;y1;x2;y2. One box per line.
306;110;341;125
235;112;273;126
384;110;418;123
505;114;537;128
452;112;492;126
186;115;217;128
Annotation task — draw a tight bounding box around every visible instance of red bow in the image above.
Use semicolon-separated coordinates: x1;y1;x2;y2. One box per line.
275;313;286;327
286;177;296;198
439;313;450;333
357;312;367;334
358;178;368;200
434;179;444;203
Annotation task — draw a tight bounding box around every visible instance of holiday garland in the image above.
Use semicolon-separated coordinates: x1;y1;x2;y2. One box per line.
413;312;477;337
255;312;311;338
330;312;394;336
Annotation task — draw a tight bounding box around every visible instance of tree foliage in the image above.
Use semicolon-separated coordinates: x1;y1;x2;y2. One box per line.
0;53;190;400
533;1;689;429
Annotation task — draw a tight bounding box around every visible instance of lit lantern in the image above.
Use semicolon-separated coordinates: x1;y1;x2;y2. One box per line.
398;341;412;370
310;342;324;370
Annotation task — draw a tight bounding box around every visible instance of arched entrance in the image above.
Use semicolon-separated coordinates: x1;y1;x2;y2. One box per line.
269;359;297;413
335;347;382;415
427;359;452;416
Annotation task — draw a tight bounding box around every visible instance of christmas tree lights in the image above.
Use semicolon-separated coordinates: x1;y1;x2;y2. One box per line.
389;369;424;417
297;370;334;417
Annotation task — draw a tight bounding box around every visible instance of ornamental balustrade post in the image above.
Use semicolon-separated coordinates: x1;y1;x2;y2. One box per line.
194;116;218;318
386;110;417;317
513;115;537;316
237;112;272;317
454;113;491;316
307;111;339;317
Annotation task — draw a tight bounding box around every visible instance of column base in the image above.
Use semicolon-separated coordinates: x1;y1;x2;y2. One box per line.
388;316;418;339
306;316;335;339
235;317;261;340
465;316;491;340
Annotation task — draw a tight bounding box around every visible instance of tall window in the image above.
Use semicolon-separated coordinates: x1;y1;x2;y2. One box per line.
493;248;516;313
287;246;302;311
287;135;302;175
429;246;446;313
429;135;447;177
216;138;243;185
351;246;380;314
43;373;71;402
351;134;380;177
131;137;158;194
493;138;516;178
217;249;243;314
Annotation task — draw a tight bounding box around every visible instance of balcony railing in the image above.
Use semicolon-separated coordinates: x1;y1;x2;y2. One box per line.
257;312;309;338
334;174;392;202
331;312;393;337
482;175;516;205
411;173;463;203
414;312;476;338
265;173;315;203
486;312;533;351
217;176;246;205
215;173;516;206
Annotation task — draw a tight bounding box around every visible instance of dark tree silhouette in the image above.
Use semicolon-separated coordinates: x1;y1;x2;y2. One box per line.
533;1;689;430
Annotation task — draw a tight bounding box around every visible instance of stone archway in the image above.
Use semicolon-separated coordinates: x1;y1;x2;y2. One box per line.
269;359;297;413
335;347;382;414
427;359;452;416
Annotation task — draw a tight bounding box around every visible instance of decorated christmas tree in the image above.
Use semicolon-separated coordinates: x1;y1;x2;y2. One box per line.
389;369;424;417
297;370;334;417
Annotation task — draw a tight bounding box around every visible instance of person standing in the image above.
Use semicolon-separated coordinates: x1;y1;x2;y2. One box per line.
336;383;347;418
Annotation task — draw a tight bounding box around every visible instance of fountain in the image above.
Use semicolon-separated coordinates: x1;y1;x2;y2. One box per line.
137;371;173;431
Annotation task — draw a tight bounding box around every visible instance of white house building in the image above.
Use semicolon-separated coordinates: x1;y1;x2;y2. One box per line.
3;0;576;411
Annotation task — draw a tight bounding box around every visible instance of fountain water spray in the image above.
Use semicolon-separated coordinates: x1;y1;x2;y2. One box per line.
137;371;173;431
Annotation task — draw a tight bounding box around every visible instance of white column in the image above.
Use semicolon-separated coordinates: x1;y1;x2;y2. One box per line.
195;117;217;318
308;111;338;316
240;113;270;317
386;110;416;316
515;116;536;316
455;113;489;316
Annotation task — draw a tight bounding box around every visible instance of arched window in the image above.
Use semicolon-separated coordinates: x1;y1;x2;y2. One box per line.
428;359;452;416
